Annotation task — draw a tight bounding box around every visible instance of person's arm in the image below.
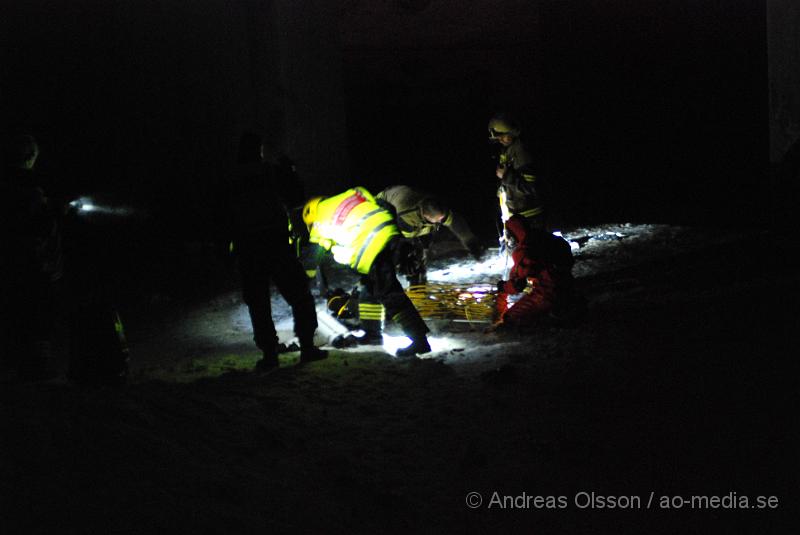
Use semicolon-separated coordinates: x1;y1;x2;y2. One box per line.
300;241;325;277
498;141;539;193
301;240;340;298
374;196;397;217
498;257;534;294
442;210;484;259
500;160;541;196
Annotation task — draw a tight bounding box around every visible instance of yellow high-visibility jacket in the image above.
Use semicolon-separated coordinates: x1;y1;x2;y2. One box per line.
309;187;399;274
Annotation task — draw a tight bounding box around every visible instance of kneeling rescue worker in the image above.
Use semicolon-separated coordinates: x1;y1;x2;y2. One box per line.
301;187;431;358
493;214;575;329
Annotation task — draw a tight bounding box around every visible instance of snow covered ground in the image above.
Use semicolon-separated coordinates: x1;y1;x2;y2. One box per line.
2;223;795;534
125;223;752;376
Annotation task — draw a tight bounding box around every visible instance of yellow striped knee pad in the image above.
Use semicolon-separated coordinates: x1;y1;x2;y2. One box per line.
358;302;385;322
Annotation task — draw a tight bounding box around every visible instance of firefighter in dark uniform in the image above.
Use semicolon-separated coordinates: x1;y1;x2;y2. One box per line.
488;113;579;319
375;185;485;284
225;132;326;371
488;112;550;230
0;134;63;380
301;187;431;358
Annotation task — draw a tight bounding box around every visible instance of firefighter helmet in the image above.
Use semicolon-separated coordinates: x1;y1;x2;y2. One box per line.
302;196;323;227
488;113;520;140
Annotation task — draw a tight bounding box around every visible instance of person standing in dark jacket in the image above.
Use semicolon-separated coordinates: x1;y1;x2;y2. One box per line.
0;134;63;380
488;113;581;319
225;132;326;371
488;112;551;231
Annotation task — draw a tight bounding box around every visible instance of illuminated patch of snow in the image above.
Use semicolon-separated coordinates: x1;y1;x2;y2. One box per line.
133;223;681;370
426;248;508;283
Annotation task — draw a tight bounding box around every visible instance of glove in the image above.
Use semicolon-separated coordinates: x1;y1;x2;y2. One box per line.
497;278;526;294
393;240;413;270
397;244;424;277
513;277;528;292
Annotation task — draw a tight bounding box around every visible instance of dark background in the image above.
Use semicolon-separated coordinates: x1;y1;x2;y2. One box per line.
1;3;797;531
1;0;796;297
340;0;773;228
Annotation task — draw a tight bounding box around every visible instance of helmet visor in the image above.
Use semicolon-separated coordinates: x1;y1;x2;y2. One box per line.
488;127;513;140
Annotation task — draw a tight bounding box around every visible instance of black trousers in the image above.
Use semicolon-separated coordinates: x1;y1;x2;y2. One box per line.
359;241;428;339
0;274;57;375
237;234;317;352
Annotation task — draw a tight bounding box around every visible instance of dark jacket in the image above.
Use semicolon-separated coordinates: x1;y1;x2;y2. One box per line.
225;157;304;241
0;167;63;282
497;137;549;223
376;185;478;248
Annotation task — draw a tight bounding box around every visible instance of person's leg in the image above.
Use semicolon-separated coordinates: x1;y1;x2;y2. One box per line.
369;247;430;357
26;279;60;379
238;240;279;368
271;245;326;363
501;284;554;325
356;277;384;344
10;277;56;380
2;283;35;378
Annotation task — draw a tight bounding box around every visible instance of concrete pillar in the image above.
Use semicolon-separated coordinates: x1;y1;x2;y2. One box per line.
271;0;350;192
767;0;800;163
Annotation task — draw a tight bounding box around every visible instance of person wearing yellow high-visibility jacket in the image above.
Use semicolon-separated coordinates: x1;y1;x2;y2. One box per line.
302;187;431;358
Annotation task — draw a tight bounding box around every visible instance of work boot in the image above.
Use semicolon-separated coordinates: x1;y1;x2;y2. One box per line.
299;347;328;364
255;351;279;373
395;336;431;358
391;308;430;358
356;330;383;345
331;333;358;348
277;341;300;353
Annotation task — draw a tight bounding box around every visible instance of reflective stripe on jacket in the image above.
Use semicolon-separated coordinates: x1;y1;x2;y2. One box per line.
309;187;399;274
497;138;545;221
